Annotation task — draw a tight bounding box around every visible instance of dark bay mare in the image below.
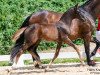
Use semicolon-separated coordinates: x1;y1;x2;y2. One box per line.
74;0;100;65
78;0;100;60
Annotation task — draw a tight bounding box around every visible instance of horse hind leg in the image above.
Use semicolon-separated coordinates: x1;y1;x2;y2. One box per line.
28;50;43;68
47;42;62;68
12;50;24;68
63;36;84;66
12;44;28;68
27;40;41;68
30;46;40;68
32;40;41;61
26;40;41;68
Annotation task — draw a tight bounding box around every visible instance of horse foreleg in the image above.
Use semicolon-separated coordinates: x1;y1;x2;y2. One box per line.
83;36;96;66
48;42;62;68
90;37;100;57
63;36;84;65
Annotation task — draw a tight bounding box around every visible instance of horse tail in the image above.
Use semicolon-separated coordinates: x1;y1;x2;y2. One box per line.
12;27;27;42
10;32;25;63
20;15;31;28
12;15;31;42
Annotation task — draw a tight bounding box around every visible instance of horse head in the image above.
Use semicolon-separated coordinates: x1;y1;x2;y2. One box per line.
80;0;100;19
92;0;100;17
74;4;79;12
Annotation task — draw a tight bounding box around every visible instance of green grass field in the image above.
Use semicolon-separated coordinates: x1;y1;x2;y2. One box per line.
0;58;100;66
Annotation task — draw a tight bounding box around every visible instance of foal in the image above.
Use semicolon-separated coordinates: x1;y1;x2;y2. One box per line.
10;10;62;66
11;6;84;68
16;23;84;68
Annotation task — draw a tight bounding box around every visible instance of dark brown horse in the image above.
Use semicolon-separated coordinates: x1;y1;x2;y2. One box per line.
78;0;100;62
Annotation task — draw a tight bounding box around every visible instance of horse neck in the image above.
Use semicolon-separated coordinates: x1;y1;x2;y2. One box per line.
60;7;76;26
80;1;100;21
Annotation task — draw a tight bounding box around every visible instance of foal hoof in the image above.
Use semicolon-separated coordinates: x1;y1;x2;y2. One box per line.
34;64;40;68
88;60;96;66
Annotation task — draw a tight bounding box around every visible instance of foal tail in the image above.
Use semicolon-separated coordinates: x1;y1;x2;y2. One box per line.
12;15;31;42
10;32;25;63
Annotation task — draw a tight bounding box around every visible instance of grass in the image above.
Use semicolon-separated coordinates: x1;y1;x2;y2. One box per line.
0;58;100;66
24;58;80;65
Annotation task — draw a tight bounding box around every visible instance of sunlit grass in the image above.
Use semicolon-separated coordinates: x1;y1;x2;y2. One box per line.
0;58;99;66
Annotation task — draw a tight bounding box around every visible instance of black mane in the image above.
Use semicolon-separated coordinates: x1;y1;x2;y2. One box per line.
80;0;92;8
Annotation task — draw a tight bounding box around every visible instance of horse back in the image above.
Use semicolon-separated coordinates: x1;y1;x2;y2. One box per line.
29;10;62;25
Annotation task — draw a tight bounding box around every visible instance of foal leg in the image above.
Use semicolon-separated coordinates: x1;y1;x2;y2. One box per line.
31;46;40;68
31;40;41;62
28;50;43;68
15;50;24;64
12;50;24;67
12;44;28;67
27;40;41;68
63;36;84;65
48;42;62;68
28;45;40;68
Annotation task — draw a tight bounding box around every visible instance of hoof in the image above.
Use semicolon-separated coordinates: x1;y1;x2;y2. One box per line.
34;64;40;68
88;60;96;66
39;66;45;69
34;64;45;69
8;62;13;66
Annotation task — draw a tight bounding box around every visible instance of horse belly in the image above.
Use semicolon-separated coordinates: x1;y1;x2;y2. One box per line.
42;27;58;41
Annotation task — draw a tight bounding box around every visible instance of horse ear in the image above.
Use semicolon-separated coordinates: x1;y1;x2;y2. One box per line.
74;4;79;12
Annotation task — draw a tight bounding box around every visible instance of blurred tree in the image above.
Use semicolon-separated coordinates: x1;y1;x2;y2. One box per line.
0;0;84;54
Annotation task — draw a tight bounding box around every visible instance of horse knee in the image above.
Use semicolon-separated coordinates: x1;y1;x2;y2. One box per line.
16;50;23;57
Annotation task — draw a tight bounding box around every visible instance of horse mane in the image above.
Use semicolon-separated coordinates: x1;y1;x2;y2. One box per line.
60;5;78;24
81;0;92;7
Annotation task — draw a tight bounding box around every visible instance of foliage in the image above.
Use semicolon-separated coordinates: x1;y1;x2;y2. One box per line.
0;0;85;55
